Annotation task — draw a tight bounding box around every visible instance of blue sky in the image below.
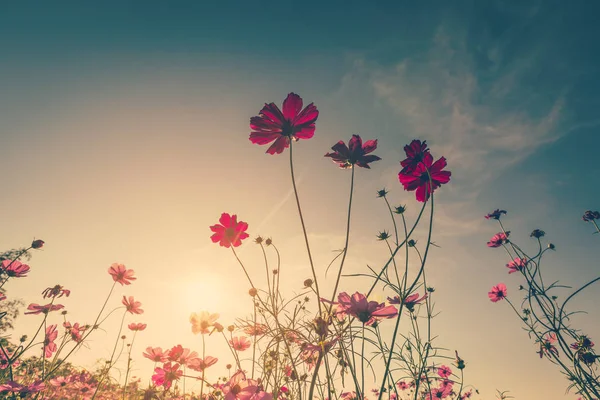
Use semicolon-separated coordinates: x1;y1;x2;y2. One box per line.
1;1;599;399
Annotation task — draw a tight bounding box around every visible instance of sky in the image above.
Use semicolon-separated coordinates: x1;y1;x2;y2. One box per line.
1;1;600;398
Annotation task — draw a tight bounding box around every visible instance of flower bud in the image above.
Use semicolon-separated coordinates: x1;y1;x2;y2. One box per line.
303;279;313;288
31;239;45;249
249;288;258;297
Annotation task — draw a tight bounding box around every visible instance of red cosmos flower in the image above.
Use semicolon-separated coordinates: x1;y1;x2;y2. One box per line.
506;257;527;274
44;324;58;358
143;347;168;362
210;213;249;248
42;285;70;299
324;134;381;169
326;292;398;326
128;323;147;331
400;139;430;173
487;231;510;248
488;283;507;302
249;93;319;155
152;362;183;390
108;263;136;286
229;336;251;352
188;356;218;372
1;260;30;278
24;303;64;315
122;296;143;314
388;292;428;312
398;155;451;202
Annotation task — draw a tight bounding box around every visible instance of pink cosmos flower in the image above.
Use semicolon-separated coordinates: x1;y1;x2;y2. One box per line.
152;362;183;390
243;323;268;336
324;134;381;169
143;347;168;362
488;283;507;302
487;231;510;248
49;376;70;388
229;336;251;351
398;154;451;202
437;365;452;378
167;345;199;366
108;263;136;285
44;324;58;358
122;296;143;314
326;292;398;326
42;284;71;299
24;303;64;315
249;93;319;155
128;322;147;331
64;322;86;342
222;370;259;400
571;335;595;352
188;356;218;372
538;333;559;359
485;209;507;220
190;311;220;334
388;292;428;312
1;260;30;277
400;139;430;173
506;257;527;274
210;213;250;248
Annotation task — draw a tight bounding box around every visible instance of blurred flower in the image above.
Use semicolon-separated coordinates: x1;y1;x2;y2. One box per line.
25;303;64;315
108;263;136;286
324;134;381;169
530;229;545;239
398;154;451;202
221;370;258;400
388;292;428;312
582;210;600;222
455;350;465;370
229;336;251;351
43;324;58;358
152;362;182;390
188;356;218;372
571;335;595;352
122;296;143;314
376;188;388;198
42;285;70;299
128;323;147;331
326;292;398;326
537;333;559;359
210;213;249;248
506;257;527;274
31;239;45;249
488;283;507;302
190;311;219;334
249;92;318;155
487;232;509;248
484;209;507;220
437;365;452;378
400;139;430;173
143;347;168;362
64;322;87;342
1;260;30;278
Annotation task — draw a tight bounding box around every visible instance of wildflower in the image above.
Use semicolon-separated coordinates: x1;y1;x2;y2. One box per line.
210;213;250;248
25;303;64;315
122;296;143;314
388;292;427;312
249;92;319;155
221;370;258;400
43;324;58;358
324;134;381;169
484;209;507;220
190;311;219;334
506;257;527;274
1;260;30;277
570;335;595;352
326;292;398;326
437;365;452;378
188;356;218;372
377;231;391;241
582;210;600;222
398;154;451;202
108;263;136;285
64;322;86;342
455;350;465;370
31;239;45;249
254;236;263;244
42;284;71;299
530;229;545;238
229;336;251;351
152;362;183;390
128;323;147;331
143;347;168;362
487;232;509;248
537;333;559;359
488;283;507;302
400;139;430;173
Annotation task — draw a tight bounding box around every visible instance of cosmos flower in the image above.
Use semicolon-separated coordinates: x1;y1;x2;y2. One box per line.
506;257;527;274
108;263;136;285
437;365;452;378
487;232;510;248
326;292;398;326
42;285;71;299
387;292;428;312
582;210;600;222
64;322;87;343
221;370;259;400
152;362;183;390
188;356;218;372
249;93;319;155
210;213;249;248
229;336;251;352
43;324;58;358
143;347;168;363
128;323;147;331
484;209;507;220
398;154;451;202
488;283;507;302
400;139;430;173
24;303;64;315
1;260;30;278
190;311;220;334
122;296;143;314
324;134;381;169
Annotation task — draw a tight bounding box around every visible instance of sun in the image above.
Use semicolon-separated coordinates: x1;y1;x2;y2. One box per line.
180;269;225;313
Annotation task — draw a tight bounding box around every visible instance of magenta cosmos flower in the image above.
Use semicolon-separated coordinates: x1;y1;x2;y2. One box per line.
398;153;451;202
229;336;251;351
143;347;168;362
108;263;136;285
44;324;58;358
128;322;147;331
24;303;64;315
487;231;510;248
324;134;381;169
222;370;259;400
506;257;527;274
400;139;430;173
388;292;428;312
210;213;249;248
249;93;319;155
488;283;507;302
1;260;30;278
152;362;183;390
326;292;398;326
